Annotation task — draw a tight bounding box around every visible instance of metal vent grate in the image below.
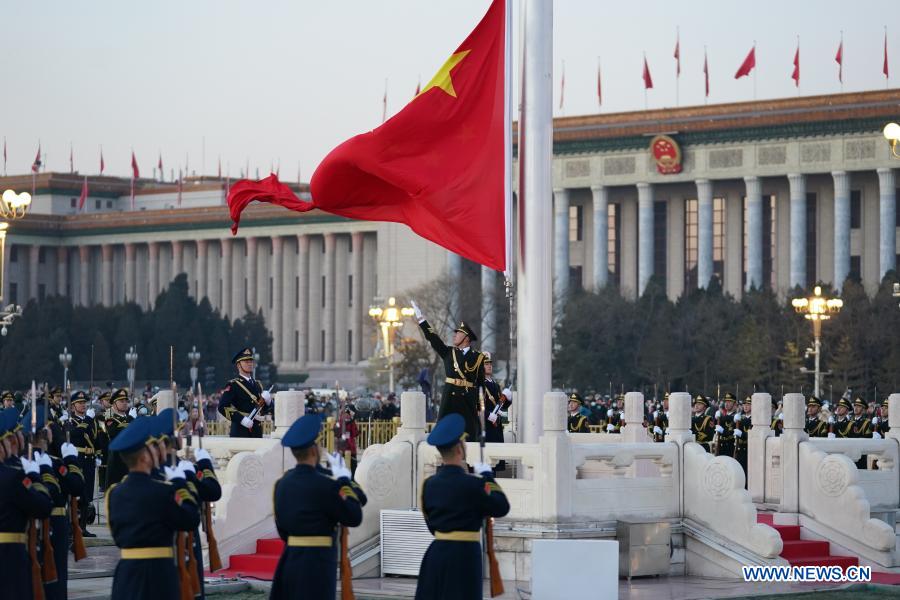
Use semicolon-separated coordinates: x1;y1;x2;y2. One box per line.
380;509;434;576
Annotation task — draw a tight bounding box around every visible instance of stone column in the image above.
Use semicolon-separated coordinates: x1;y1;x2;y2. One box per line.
171;240;184;279
195;239;208;302
481;266;497;353
665;392;693;446
832;171;851;290
56;247;68;297
779;392;807;513
696;179;714;289
246;237;258;311
79;246;90;306
124;242;136;303
621;392;648;442
297;234;309;367
398;391;427;435
351;232;364;363
877;168;896;278
591;185;608;290
539;392;573;521
271;236;284;363
148;242;160;307
888;393;900;445
748;393;773;503
220;238;233;318
362;234;378;358
323;233;336;363
745;176;763;290
273;391;306;439
101;244;114;306
637;182;654;295
788;173;807;288
334;235;350;364
27;245;39;301
553;187;570;302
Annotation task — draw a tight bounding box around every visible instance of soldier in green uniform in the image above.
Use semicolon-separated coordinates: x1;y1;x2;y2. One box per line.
850;397;873;469
876;398;890;437
805;397;829;437
771;397;784;437
605;394;624;434
713;392;738;457
65;390;101;537
829;396;854;438
416;414;510;600
217;348;273;438
104;388;137;488
411;300;486;440
734;396;752;476
692;395;715;452
567;393;590;433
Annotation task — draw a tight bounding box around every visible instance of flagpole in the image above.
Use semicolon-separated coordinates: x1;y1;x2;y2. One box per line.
886;26;890;89
643;52;648;110
840;31;844;93
518;0;553;443
675;26;680;108
753;41;757;100
797;35;800;97
704;45;708;106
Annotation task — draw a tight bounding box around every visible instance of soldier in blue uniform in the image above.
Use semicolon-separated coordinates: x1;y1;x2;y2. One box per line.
106;416;201;600
66;390;101;537
270;414;366;600
415;414;510;600
412;300;486;439
217;348;273;438
0;406;53;600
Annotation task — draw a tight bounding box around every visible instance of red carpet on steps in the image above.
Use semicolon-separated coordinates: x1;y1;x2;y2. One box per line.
757;513;900;585
212;537;284;580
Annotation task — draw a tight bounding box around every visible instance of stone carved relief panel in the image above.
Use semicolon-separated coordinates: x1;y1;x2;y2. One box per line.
565;159;590;178
758;145;787;166
604;156;636;176
800;143;831;163
845;140;876;161
708;148;743;169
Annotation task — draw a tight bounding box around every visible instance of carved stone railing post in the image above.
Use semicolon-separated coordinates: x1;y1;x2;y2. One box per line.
621;392;647;442
539;392;572;521
272;391;305;439
748;393;773;503
397;391;426;441
888;394;900;444
665;392;692;446
780;393;807;513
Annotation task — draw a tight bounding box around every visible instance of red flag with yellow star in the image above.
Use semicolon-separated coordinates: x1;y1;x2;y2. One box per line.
227;0;508;270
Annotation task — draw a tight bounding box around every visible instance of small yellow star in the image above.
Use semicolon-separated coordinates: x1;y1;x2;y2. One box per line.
417;50;471;99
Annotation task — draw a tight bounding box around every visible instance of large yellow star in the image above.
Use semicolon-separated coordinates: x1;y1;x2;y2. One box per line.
417;50;471;99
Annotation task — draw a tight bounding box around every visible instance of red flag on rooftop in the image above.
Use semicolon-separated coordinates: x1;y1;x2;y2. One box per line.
100;148;105;174
227;0;508;271
884;30;890;79
131;151;140;179
792;43;800;87
835;38;843;83
31;144;41;173
78;176;88;212
643;55;653;89
674;35;680;77
735;45;756;79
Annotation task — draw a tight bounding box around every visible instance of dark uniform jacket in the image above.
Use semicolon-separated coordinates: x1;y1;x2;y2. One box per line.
269;464;365;600
0;459;53;600
107;472;200;600
217;376;268;438
42;454;85;600
850;415;872;438
416;464;510;600
103;413;133;488
482;379;509;444
692;413;715;451
715;411;738;457
68;414;101;459
419;320;486;439
832;416;854;438
184;455;222;600
805;416;829;437
567;413;590;433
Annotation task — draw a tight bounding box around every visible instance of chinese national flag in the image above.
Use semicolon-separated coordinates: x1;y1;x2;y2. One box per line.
643;56;653;89
735;46;756;79
227;0;507;270
791;45;800;87
131;151;140;179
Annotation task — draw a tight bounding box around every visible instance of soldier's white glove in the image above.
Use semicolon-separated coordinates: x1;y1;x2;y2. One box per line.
871;417;879;426
473;462;493;476
326;452;352;480
873;431;882;439
164;465;187;482
86;408;95;419
61;443;78;460
652;410;659;419
606;423;615;432
178;459;196;475
664;411;669;418
607;409;614;418
21;458;39;477
262;390;272;405
194;448;212;463
715;425;725;434
487;412;498;424
827;415;835;424
777;413;784;421
35;451;53;468
95;458;102;467
733;413;741;423
341;432;350;440
410;299;423;321
715;410;721;419
128;407;138;419
653;425;663;435
59;412;69;423
734;429;743;438
501;388;512;401
827;432;836;439
240;416;254;429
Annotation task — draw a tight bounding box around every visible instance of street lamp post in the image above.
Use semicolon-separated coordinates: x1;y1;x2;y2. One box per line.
792;286;843;398
883;122;900;158
0;189;33;304
251;347;260;379
125;346;139;396
59;346;72;391
368;296;415;394
187;346;201;393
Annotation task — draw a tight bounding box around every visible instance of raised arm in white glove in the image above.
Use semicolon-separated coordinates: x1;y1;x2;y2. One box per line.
128;407;138;419
715;425;725;434
241;416;254;429
410;299;423;321
60;443;78;460
262;390;272;405
194;448;212;463
326;452;352;480
177;459;196;474
473;462;493;476
86;408;96;419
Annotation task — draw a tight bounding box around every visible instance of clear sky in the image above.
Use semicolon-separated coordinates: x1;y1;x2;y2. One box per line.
2;0;899;181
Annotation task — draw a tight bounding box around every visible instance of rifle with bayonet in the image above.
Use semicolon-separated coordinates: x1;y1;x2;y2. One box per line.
478;387;503;598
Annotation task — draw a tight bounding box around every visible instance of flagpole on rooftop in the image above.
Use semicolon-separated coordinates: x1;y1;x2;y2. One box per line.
753;40;758;100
